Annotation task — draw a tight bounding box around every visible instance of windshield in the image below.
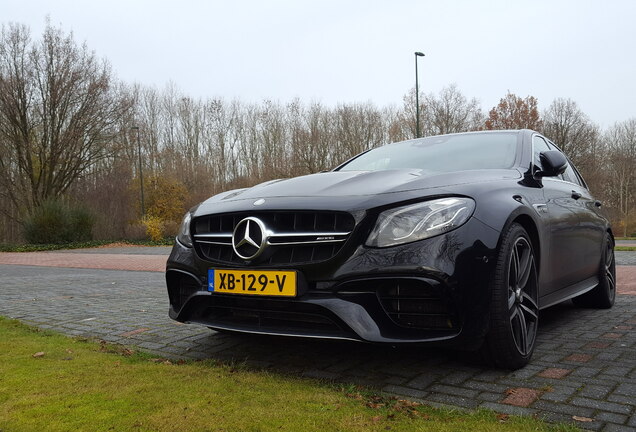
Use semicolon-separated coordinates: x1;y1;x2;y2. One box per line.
338;133;518;173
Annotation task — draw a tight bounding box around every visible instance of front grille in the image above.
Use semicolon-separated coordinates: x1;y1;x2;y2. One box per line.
192;211;355;265
376;278;456;330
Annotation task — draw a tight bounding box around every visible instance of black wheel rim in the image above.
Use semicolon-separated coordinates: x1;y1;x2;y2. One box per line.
508;237;538;356
605;237;616;301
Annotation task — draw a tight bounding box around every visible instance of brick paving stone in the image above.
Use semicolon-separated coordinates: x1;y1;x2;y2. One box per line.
478;402;537;417
538;368;571;379
595;412;629;426
571;366;601;378
596;352;622;362
120;328;150;337
426;392;479;409
533;400;595;417
585;341;612;349
537;353;566;363
602;333;624;339
540;391;572;403
614;383;636;397
509;365;543;379
384;375;408;386
602;425;636;432
603;366;633;377
571;419;604;432
578;385;615;399
462;380;510;394
406;373;441;390
571;397;633;415
476;391;502;402
438;370;475;385
381;385;428;400
501;387;542;407
429;384;479;399
608;394;636;405
564;353;594;363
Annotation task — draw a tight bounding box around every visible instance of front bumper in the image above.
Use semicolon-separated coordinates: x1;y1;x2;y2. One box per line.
166;217;500;349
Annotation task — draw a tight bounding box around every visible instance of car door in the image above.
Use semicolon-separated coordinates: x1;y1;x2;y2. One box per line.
532;136;584;293
557;152;605;281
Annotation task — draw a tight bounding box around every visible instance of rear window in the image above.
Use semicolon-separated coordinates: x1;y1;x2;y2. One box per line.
338;133;518;173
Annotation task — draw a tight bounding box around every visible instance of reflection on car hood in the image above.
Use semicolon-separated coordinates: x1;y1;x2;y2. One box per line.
203;169;521;204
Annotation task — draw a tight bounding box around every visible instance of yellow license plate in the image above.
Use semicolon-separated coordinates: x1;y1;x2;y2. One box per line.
208;269;297;297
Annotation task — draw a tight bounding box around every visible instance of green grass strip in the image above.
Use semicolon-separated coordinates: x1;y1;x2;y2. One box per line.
615;246;636;251
0;317;577;432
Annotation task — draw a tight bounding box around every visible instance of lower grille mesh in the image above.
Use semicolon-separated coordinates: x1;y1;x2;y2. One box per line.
200;297;345;336
376;278;456;330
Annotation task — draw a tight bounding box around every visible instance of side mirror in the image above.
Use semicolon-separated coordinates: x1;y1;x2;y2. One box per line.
537;150;568;177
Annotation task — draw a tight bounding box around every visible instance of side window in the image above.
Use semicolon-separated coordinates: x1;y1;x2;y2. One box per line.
563;159;586;187
545;139;585;187
562;163;577;184
532;136;551;172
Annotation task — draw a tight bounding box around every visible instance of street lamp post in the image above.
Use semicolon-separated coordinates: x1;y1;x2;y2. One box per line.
131;126;145;217
414;51;425;138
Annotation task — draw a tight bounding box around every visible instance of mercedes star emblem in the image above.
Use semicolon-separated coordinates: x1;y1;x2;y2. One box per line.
232;217;267;260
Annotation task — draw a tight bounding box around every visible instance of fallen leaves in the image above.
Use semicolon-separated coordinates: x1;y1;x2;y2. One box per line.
496;413;509;423
572;415;594;422
32;351;45;358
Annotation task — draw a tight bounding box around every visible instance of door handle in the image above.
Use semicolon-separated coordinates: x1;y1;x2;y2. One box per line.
571;191;582;200
594;200;602;208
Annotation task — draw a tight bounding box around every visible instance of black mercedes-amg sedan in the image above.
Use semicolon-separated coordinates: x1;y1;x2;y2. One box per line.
166;129;615;369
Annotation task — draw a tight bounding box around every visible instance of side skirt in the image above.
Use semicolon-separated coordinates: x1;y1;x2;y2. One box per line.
539;276;599;310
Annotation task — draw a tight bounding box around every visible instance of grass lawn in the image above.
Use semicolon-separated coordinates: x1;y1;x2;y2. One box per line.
0;318;577;432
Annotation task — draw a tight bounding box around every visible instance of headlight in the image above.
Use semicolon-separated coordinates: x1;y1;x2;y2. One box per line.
366;197;475;247
176;211;193;247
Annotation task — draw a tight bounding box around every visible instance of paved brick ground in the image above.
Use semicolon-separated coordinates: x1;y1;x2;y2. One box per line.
0;250;635;431
0;251;166;272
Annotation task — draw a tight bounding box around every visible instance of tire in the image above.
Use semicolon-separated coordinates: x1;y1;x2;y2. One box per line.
572;233;616;309
481;223;539;370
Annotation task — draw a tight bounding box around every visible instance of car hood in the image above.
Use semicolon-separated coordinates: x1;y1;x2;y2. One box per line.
197;169;521;213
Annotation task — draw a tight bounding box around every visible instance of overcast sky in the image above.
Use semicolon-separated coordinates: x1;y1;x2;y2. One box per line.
3;0;635;128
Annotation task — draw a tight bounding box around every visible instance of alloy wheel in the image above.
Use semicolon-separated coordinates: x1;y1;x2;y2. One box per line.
605;237;616;301
507;237;538;357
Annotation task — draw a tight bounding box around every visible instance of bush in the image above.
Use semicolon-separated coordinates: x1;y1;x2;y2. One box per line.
141;215;164;242
23;199;95;244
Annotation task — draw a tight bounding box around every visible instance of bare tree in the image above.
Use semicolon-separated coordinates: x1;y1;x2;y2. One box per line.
422;84;483;135
0;22;131;217
541;98;599;163
541;98;603;195
604;119;636;237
